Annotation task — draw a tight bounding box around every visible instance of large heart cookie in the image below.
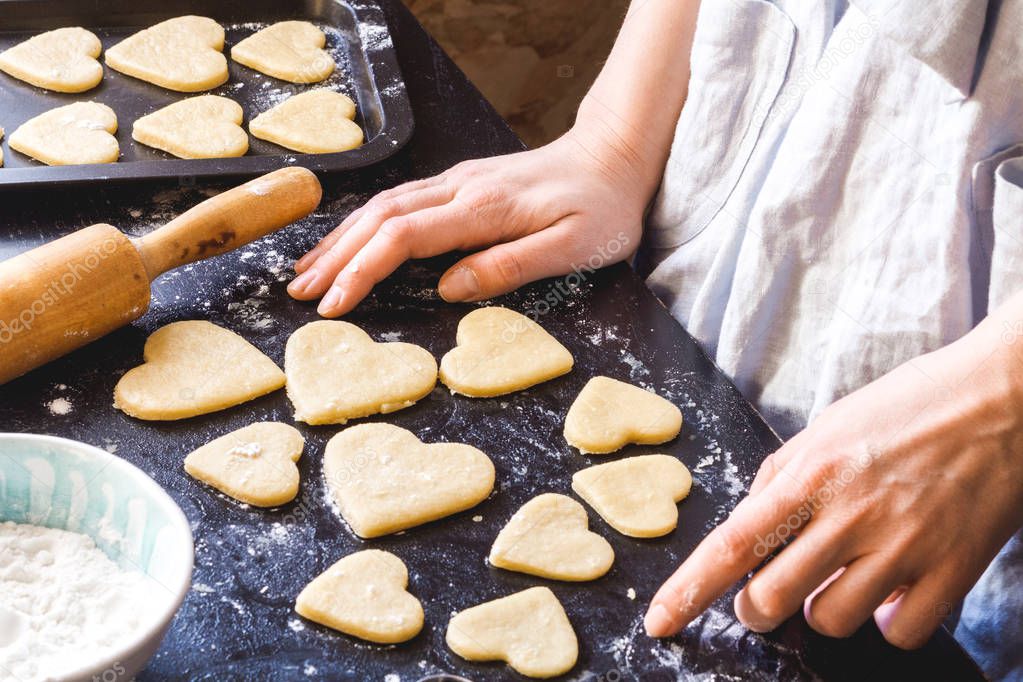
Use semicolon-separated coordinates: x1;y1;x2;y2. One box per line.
439;307;574;397
446;586;578;678
324;423;495;538
231;21;335;83
105;16;228;92
285;320;437;425
564;376;683;454
0;27;103;93
114;321;286;420
295;549;424;644
9;102;118;166
250;89;363;153
572;455;692;538
489;493;614;581
184;422;304;507
133;95;248;159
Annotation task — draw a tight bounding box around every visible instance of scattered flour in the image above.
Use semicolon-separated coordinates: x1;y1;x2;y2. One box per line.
45;397;72;415
0;522;166;682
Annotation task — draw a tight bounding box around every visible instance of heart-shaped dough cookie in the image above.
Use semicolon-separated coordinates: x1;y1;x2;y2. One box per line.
133;95;248;159
231;21;335;83
564;376;683;454
489;493;614;581
324;423;495;538
0;27;103;93
446;586;578;678
249;89;363;153
285;320;437;425
105;16;228;92
9;102;118;166
295;549;424;644
114;321;286;420
439;307;574;397
184;422;304;507
572;454;692;538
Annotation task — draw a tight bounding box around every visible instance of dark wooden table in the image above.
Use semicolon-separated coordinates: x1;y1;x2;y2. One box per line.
0;1;987;680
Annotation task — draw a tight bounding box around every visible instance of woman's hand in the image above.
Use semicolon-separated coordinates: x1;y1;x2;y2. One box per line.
645;307;1023;649
288;128;650;317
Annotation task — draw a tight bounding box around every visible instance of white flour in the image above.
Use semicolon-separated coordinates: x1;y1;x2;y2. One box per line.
0;522;164;681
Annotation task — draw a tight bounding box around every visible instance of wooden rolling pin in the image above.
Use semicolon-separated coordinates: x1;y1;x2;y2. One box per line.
0;167;322;386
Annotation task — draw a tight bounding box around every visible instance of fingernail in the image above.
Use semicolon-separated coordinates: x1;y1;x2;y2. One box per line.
289;270;316;295
317;286;344;316
644;603;676;637
294;253;315;273
439;266;481;302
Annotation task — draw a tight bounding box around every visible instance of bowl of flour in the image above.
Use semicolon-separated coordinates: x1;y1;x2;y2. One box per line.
0;433;193;682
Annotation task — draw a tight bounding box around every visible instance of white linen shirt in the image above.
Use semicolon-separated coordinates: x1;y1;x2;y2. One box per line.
640;0;1023;677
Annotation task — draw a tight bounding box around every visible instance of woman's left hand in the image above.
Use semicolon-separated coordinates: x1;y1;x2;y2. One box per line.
644;308;1023;648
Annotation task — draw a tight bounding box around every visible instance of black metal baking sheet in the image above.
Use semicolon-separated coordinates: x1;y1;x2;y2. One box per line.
0;0;413;188
0;1;986;678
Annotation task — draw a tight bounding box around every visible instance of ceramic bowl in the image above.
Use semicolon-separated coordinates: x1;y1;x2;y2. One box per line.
0;433;193;681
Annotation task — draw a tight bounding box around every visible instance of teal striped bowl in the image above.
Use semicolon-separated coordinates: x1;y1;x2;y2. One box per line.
0;433;193;682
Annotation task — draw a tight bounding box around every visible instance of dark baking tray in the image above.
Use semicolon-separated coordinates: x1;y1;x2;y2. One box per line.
0;0;413;188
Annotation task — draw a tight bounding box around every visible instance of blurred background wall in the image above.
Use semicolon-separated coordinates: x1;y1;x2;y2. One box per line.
404;0;630;148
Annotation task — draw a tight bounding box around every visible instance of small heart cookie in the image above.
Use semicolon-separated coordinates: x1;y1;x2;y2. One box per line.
9;102;119;166
564;376;683;454
133;95;248;159
285;320;437;425
184;422;304;507
250;89;363;153
295;549;424;644
439;307;574;397
114;321;286;420
231;21;335;83
0;27;103;93
572;455;692;538
446;586;578;679
324;423;495;538
489;493;614;581
106;16;228;92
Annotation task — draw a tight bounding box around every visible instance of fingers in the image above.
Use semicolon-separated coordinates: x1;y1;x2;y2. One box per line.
288;184;455;301
873;569;965;649
733;520;849;632
803;553;908;639
316;202;475;317
644;473;814;637
294;177;444;275
437;219;583;302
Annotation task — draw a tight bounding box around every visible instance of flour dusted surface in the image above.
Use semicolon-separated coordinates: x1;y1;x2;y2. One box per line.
0;522;166;681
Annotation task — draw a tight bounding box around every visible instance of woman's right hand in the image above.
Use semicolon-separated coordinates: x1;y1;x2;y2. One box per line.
287;126;652;317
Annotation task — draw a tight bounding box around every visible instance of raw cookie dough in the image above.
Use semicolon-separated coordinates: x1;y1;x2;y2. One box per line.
0;27;103;93
572;454;692;538
439;307;574;397
9;102;118;166
133;95;248;159
285;320;436;425
114;321;286;420
184;422;304;507
295;549;423;644
249;89;363;153
323;423;495;538
564;376;683;454
446;586;578;679
231;21;335;83
489;493;614;581
105;16;228;92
